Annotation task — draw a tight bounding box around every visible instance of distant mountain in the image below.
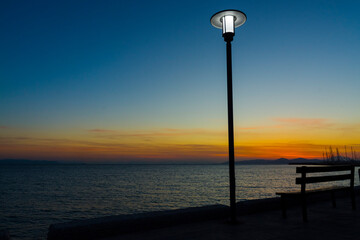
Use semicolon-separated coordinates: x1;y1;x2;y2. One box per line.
0;159;83;165
290;158;322;164
232;158;322;165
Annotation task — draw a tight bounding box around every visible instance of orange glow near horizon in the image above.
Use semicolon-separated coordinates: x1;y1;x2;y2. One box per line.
1;118;359;162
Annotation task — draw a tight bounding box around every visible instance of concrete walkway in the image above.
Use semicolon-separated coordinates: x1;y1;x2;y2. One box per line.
102;196;360;240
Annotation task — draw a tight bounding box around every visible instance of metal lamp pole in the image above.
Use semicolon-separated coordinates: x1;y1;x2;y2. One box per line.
211;9;247;223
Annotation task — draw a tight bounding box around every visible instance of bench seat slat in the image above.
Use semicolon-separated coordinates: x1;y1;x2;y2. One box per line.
276;186;350;196
296;165;353;173
296;174;352;184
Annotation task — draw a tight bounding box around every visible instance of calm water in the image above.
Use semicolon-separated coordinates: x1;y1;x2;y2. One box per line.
1;164;358;239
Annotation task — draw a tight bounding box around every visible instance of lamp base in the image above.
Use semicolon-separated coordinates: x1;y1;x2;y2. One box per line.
223;32;234;42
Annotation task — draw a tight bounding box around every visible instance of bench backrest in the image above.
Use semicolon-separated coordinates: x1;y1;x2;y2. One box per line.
295;165;355;191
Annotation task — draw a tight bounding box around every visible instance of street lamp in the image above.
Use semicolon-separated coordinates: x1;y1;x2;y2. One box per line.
210;9;246;223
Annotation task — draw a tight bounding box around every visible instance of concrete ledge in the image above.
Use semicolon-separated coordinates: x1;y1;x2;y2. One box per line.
47;204;228;240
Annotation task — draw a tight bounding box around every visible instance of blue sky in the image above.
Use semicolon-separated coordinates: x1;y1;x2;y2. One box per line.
1;0;359;161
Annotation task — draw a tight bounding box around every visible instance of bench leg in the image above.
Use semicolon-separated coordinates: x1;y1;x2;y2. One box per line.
281;196;287;218
301;195;308;222
351;189;356;210
331;191;336;208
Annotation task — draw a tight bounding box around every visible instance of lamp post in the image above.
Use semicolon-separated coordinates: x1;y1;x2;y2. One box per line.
210;9;246;223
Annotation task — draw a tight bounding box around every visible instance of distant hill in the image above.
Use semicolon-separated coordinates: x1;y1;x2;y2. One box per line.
0;159;83;165
290;158;322;164
232;158;322;165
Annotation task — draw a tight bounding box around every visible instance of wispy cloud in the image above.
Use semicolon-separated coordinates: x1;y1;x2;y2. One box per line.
336;123;360;132
0;135;228;162
238;125;283;131
273;118;334;128
238;126;264;130
88;129;117;133
87;128;225;138
234;142;332;160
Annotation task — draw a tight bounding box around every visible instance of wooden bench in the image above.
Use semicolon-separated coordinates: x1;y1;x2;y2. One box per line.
276;165;356;222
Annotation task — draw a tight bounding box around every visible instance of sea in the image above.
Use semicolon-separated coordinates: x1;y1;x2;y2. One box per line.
1;164;359;239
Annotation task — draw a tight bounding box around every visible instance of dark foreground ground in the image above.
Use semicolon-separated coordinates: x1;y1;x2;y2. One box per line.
46;188;360;240
102;195;360;240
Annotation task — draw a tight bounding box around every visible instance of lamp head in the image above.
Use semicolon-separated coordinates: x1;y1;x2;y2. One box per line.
210;10;246;42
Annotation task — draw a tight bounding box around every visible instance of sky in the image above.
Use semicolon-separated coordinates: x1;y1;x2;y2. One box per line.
1;0;359;163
